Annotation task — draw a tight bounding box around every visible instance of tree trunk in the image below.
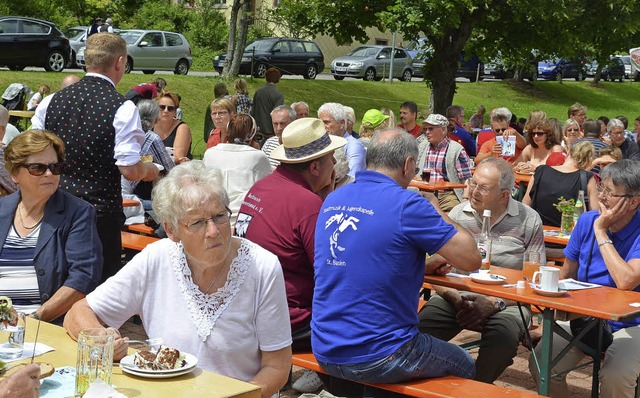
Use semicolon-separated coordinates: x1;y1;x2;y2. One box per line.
222;0;243;77
229;1;250;76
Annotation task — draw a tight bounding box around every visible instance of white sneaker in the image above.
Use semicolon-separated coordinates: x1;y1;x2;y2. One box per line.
292;370;323;393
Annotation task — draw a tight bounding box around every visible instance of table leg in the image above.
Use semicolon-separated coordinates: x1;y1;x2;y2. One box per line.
538;308;554;396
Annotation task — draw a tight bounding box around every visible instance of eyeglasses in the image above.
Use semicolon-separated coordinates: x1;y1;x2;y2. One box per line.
21;162;65;176
159;104;176;112
468;179;497;196
596;182;635;198
180;208;232;233
210;111;229;117
493;128;507;133
530;131;547;137
566;128;580;132
609;130;625;136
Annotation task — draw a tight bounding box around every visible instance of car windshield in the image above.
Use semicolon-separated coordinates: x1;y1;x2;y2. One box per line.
245;40;276;52
118;31;144;44
405;38;427;51
348;47;379;57
621;56;631;65
64;28;85;40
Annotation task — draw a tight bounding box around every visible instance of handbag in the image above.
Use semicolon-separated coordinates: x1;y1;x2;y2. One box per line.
144;210;167;239
569;237;613;354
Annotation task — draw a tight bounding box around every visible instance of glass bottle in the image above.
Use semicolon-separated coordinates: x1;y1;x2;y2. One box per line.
477;209;492;273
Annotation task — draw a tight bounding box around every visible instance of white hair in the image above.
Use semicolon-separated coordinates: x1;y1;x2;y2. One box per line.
0;105;8;126
318;102;347;123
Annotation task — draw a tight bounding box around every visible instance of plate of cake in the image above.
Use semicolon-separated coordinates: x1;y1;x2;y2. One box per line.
120;345;198;378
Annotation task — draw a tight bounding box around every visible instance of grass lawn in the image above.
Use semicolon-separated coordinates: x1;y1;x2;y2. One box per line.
3;70;640;159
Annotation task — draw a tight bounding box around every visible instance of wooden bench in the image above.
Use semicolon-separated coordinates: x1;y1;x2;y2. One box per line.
127;223;157;236
121;231;160;251
292;352;543;398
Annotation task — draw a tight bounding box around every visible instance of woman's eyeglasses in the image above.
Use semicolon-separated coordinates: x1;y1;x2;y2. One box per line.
530;131;547;137
180;208;232;233
159;105;176;112
21;162;65;176
210;111;229;118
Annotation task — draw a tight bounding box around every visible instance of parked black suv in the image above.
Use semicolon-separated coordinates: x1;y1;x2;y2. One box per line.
0;16;71;72
214;38;325;79
601;57;625;82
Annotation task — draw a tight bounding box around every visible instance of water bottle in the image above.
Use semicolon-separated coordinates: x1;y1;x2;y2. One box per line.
573;190;585;228
477;209;492;273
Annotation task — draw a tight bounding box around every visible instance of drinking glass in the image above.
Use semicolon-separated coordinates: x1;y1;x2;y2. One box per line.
0;312;26;360
522;251;541;282
75;328;115;397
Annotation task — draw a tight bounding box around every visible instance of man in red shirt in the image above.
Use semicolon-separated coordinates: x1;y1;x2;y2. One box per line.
235;117;346;392
398;101;422;138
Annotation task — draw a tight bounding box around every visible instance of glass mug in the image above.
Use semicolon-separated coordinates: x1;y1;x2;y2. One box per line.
75;328;115;397
522;251;541;282
0;312;26;360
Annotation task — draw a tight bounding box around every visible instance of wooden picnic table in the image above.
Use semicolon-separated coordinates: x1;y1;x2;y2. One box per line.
543;225;570;246
409;179;467;192
123;198;140;207
12;318;261;398
425;266;640;397
8;110;34;129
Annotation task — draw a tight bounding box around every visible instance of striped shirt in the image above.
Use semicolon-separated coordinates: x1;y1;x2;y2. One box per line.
261;136;281;169
0;224;41;313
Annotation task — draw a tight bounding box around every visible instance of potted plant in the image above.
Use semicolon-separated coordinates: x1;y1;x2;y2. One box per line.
554;197;575;235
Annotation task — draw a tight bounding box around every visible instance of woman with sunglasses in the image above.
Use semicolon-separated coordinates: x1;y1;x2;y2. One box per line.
154;91;192;164
65;161;291;398
515;118;563;173
206;97;236;149
0;130;102;324
203;114;271;227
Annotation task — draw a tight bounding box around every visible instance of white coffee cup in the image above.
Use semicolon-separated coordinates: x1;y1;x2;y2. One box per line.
532;266;560;292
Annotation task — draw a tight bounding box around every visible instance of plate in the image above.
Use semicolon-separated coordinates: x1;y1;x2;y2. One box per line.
119;351;198;378
515;170;534;175
153;163;164;171
533;287;568;297
470;273;507;285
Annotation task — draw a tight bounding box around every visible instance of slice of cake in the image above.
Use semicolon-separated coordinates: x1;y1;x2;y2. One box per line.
154;346;181;370
133;350;157;370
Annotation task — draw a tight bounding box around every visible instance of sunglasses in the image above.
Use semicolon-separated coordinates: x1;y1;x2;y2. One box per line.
21;162;65;176
566;128;580;132
493;128;507;133
159;104;176;112
531;131;547;137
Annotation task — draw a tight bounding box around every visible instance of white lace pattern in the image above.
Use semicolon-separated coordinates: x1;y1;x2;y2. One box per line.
170;240;250;341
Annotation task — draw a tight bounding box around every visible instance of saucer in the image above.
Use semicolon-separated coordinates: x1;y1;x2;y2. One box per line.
533;287;568;297
470;273;507;285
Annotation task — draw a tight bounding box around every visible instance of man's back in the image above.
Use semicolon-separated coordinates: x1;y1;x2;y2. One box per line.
252;84;284;136
312;170;457;364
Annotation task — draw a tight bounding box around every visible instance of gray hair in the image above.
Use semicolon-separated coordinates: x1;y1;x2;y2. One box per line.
137;100;160;132
343;106;356;124
271;105;296;120
318;102;346;123
477;157;515;191
152;161;230;230
606;118;625;134
600;159;640;196
0;105;8;126
367;128;418;171
291;101;309;111
493;107;512;124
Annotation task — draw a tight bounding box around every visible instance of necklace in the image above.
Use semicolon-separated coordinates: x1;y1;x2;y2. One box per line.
199;263;227;295
17;203;44;230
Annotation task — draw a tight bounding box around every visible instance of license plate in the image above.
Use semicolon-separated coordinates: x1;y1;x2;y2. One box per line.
335;67;347;72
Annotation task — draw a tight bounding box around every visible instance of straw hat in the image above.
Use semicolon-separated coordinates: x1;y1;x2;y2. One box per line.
270;118;347;164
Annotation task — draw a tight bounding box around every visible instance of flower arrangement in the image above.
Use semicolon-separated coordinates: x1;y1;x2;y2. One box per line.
553;197;575;235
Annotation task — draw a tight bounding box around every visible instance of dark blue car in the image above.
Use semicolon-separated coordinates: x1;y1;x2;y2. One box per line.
537;58;586;81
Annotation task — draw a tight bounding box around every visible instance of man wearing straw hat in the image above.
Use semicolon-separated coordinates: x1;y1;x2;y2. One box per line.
236;117;346;392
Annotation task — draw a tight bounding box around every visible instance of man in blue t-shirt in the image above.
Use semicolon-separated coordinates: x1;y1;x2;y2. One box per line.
529;159;640;397
312;127;482;385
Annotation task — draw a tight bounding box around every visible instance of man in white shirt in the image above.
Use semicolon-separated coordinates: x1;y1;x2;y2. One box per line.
262;105;296;168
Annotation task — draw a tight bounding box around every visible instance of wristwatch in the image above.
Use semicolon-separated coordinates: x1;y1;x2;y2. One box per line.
494;298;506;312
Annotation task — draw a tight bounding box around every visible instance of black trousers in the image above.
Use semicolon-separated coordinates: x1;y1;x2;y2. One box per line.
96;211;125;283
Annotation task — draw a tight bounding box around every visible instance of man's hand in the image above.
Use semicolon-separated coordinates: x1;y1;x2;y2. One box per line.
425;254;449;275
0;363;40;398
455;294;497;332
108;327;128;361
491;142;502;156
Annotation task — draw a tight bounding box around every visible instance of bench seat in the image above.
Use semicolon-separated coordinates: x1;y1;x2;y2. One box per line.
121;231;159;251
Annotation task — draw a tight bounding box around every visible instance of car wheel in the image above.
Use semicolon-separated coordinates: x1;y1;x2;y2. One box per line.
174;59;189;75
469;75;477;82
401;69;412;82
254;63;268;78
363;68;376;81
333;75;345;80
303;64;318;79
8;65;26;71
125;58;133;74
44;51;65;72
619;75;624;83
555;71;563;81
143;70;155;75
575;71;584;81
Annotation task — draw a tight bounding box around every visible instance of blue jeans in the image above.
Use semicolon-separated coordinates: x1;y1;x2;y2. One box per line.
318;332;475;384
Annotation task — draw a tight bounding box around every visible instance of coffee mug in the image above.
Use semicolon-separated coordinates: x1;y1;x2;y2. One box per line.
532;266;560;292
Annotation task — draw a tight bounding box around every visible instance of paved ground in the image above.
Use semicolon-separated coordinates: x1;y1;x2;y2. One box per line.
119;318;593;397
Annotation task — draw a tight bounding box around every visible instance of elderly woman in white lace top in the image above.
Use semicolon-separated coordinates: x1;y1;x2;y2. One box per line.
64;161;292;398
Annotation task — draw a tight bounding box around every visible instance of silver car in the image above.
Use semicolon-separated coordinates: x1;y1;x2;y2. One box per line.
331;45;413;82
77;29;192;75
63;26;88;68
